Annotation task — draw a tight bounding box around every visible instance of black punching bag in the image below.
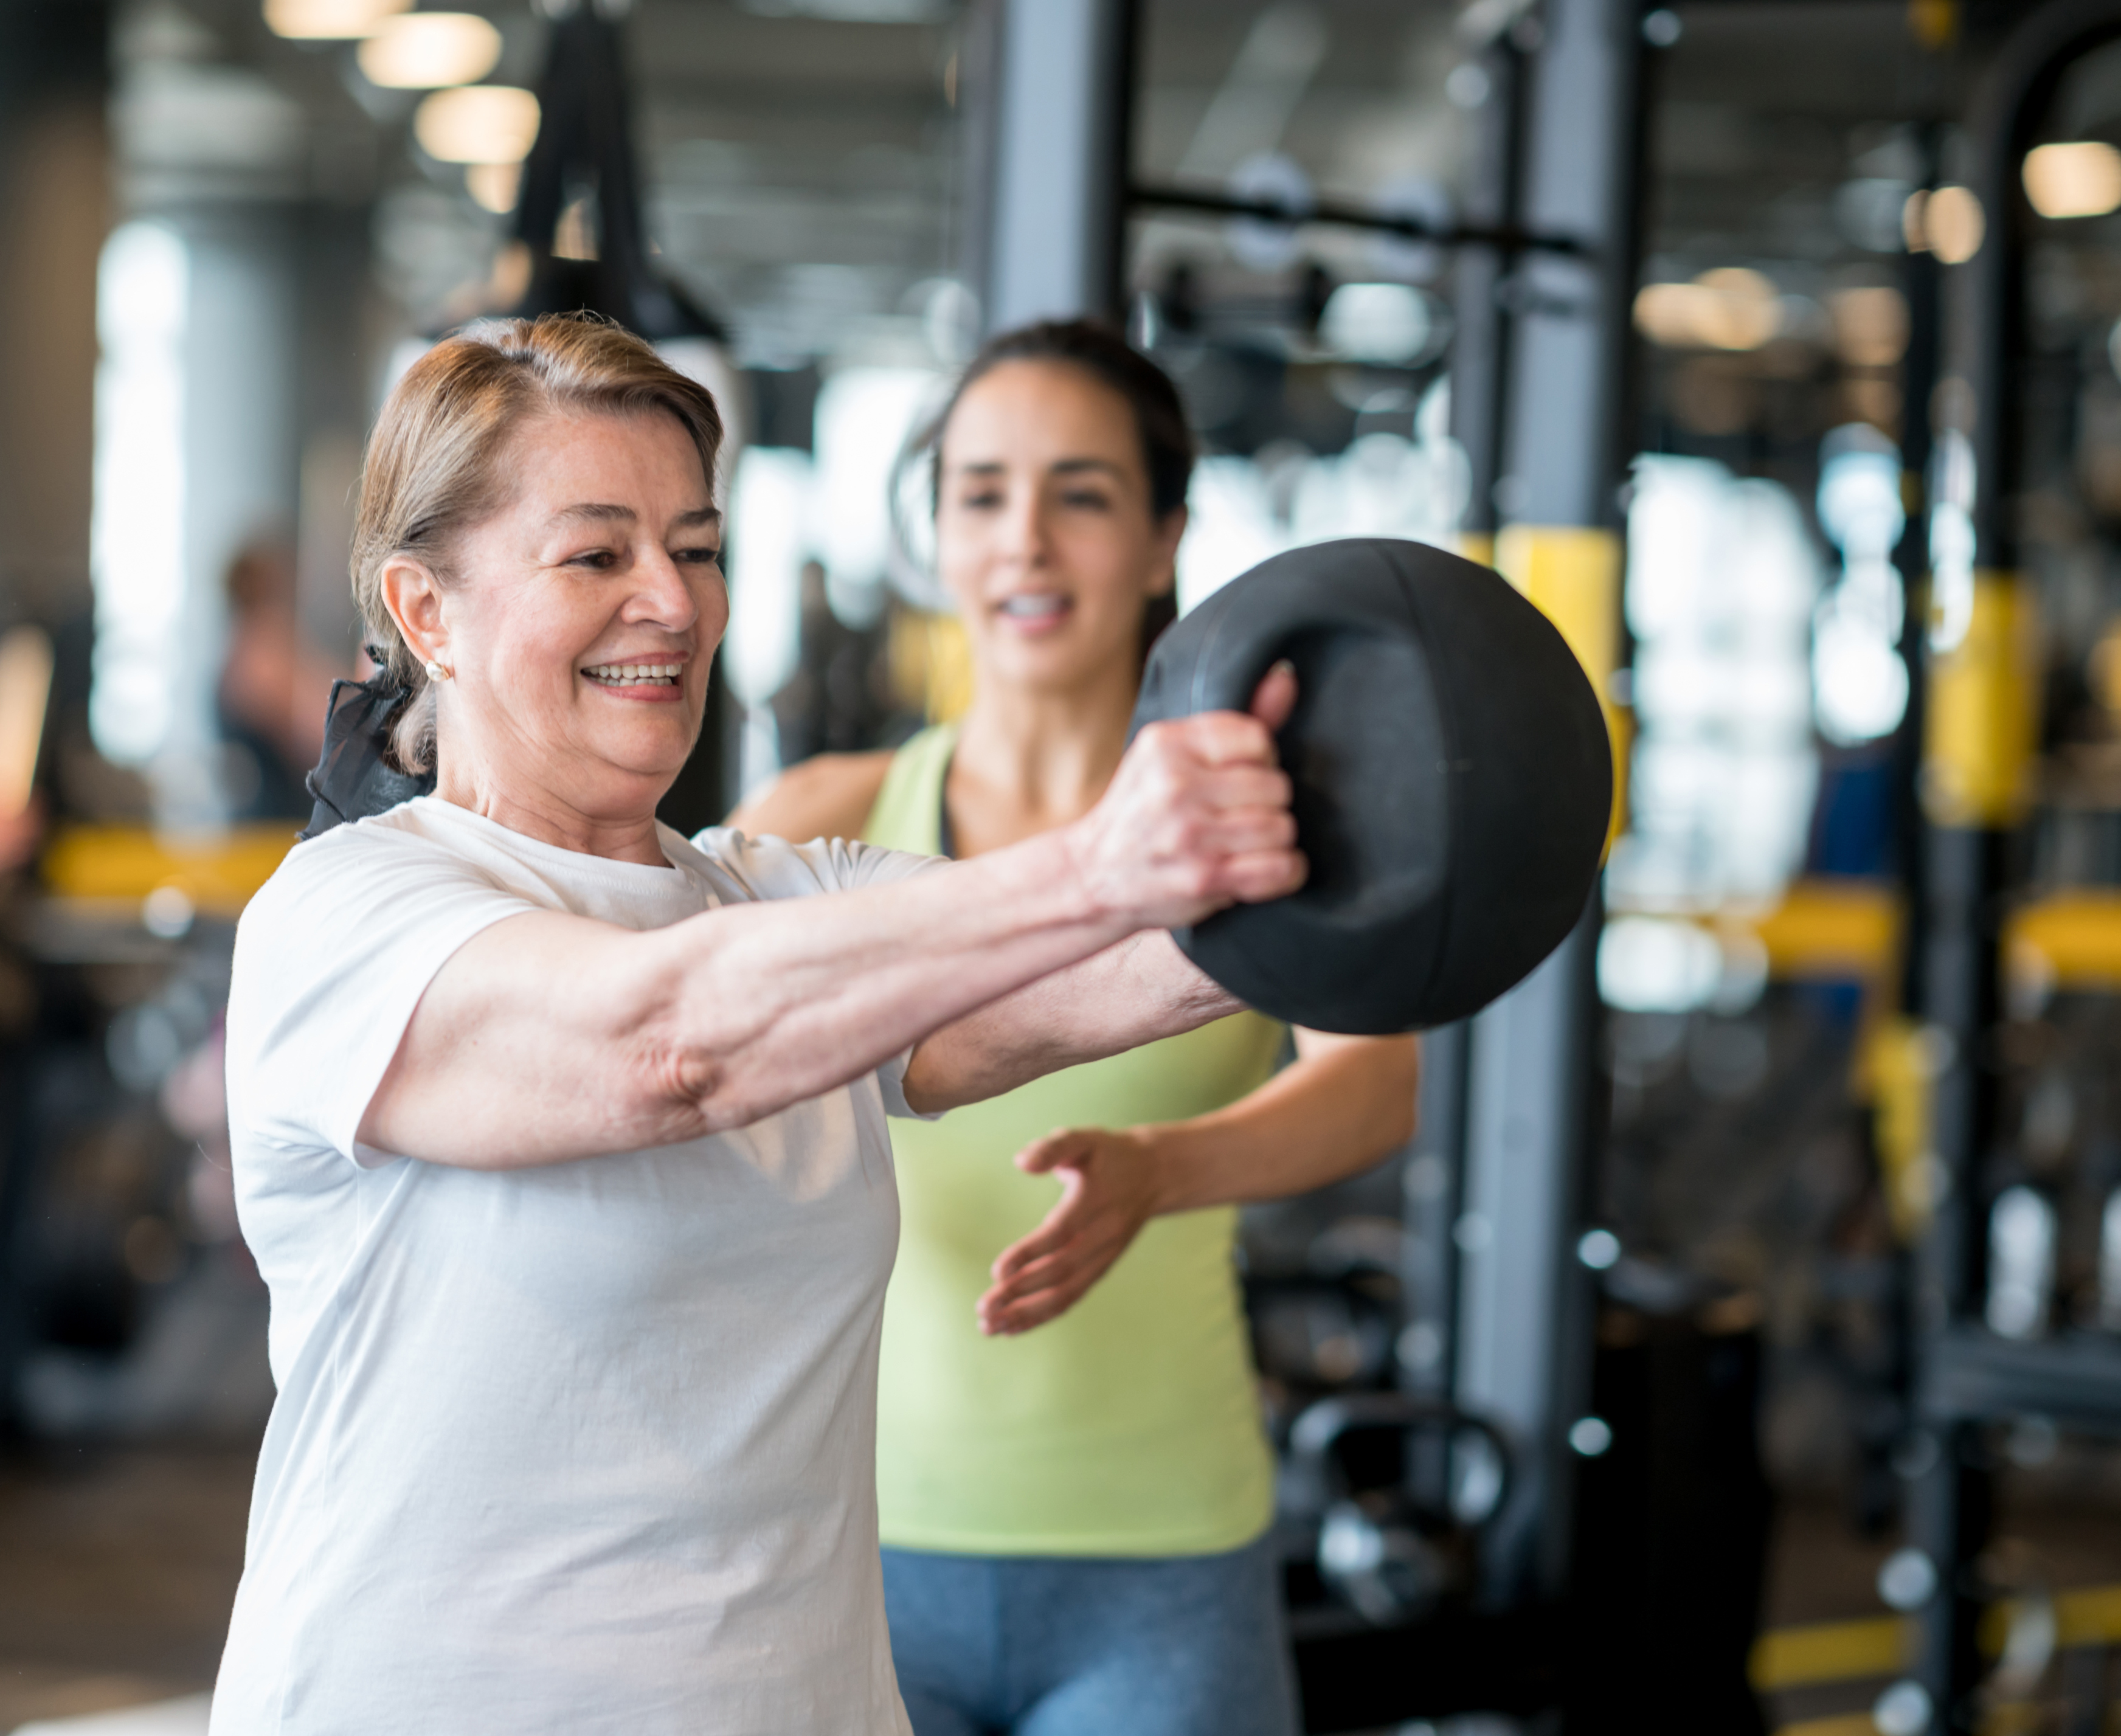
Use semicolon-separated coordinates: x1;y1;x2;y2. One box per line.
1129;538;1612;1034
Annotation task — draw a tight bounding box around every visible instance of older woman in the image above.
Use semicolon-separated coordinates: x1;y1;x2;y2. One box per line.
209;314;1302;1736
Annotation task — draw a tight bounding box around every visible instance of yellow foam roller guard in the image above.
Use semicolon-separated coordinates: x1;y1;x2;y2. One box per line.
1456;530;1496;570
1495;524;1628;850
41;823;299;917
1865;1012;1942;1241
1924;572;2040;828
1746;1580;2121;1699
888;608;974;725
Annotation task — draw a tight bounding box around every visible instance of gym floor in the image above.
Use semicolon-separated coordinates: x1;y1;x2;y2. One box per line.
0;1437;249;1730
4;1440;2098;1736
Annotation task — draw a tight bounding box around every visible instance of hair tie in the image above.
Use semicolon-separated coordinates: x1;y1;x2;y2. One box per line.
299;669;438;840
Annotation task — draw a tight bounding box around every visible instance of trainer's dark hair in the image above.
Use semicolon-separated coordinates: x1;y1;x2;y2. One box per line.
919;318;1194;520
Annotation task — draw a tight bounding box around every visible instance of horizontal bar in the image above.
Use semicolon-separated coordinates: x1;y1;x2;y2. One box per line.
1126;180;1589;257
1921;1325;2121;1433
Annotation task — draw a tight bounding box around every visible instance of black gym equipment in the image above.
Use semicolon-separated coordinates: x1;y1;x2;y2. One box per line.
1129;537;1613;1036
1288;1392;1515;1628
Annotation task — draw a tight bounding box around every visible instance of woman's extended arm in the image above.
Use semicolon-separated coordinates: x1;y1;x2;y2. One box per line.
357;698;1301;1169
974;1028;1419;1334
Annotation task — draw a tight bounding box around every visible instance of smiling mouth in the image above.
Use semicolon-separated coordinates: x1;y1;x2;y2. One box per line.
583;662;683;688
995;593;1071;623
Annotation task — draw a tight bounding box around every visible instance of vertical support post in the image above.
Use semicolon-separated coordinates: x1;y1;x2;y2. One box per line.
1893;130;1942;1028
1401;1022;1469;1400
1453;0;1642;1606
964;0;1136;332
1853;120;1942;1541
1405;26;1530;1490
1448;35;1526;573
1912;32;2027;1726
1909;7;2121;1728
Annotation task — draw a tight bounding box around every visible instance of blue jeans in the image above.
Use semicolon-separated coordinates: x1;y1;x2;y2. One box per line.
880;1534;1301;1736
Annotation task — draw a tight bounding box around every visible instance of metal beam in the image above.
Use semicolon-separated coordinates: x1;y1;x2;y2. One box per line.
1124;180;1583;257
967;0;1135;332
1454;0;1643;1607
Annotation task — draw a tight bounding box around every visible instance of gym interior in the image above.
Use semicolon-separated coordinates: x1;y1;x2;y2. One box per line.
0;0;2116;1731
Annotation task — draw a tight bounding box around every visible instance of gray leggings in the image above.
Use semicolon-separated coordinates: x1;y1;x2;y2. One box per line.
881;1534;1302;1736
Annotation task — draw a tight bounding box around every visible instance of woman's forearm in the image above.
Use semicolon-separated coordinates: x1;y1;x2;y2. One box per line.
902;930;1241;1115
362;708;1301;1168
1138;1032;1419;1214
366;827;1136;1167
660;831;1137;1129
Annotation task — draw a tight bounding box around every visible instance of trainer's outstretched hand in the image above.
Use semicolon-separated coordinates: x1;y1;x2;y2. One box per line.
1062;661;1305;933
976;1127;1161;1336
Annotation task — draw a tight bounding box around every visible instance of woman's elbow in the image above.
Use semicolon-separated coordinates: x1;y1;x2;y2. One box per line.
645;1039;822;1139
628;1015;746;1142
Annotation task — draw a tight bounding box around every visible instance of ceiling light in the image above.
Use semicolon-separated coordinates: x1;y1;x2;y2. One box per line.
358;13;503;89
1690;268;1781;349
1829;287;1909;368
2024;142;2121;220
1923;185;1985;263
1319;283;1435;365
465;162;521;213
414;85;540;163
263;0;408;38
1631;268;1782;351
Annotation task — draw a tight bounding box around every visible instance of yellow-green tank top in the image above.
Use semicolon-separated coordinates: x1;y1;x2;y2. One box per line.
866;722;1281;1556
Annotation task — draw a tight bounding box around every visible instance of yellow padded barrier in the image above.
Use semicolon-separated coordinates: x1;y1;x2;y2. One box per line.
1751;1580;2121;1696
1924;573;2040;828
1751;1614;1907;1691
2008;890;2121;991
1673;881;2121;997
41;823;299;917
1493;524;1627;848
1493;524;1622;691
1866;1012;1940;1240
887;608;974;725
1737;879;1901;981
1614;880;2121;998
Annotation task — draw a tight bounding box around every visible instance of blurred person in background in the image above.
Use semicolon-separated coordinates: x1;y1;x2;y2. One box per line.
212;313;1306;1735
735;320;1418;1736
771;557;895;763
218;539;350;818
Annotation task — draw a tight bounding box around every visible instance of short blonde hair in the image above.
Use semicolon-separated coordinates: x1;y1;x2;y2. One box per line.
352;313;724;770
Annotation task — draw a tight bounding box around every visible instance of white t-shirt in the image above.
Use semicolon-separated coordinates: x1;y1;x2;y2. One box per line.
212;797;933;1736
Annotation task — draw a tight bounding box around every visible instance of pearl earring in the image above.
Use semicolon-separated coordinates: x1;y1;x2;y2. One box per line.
424;660;452;683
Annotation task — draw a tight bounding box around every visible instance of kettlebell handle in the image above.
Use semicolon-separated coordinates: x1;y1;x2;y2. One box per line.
1288;1392;1515;1523
1176;604;1379;722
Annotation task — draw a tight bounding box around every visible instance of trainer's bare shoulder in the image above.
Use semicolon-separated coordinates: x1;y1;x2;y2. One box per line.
726;750;894;846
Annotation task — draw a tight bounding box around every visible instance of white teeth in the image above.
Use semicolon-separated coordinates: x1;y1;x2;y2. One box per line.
999;595;1067;618
584;662;683;686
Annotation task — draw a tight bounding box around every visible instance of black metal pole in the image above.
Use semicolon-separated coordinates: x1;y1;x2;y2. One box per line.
1456;0;1642;1617
1912;7;2121;1730
1449;36;1528;558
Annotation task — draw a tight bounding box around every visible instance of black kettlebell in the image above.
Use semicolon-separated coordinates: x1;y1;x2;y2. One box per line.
1287;1392;1515;1627
1129;538;1612;1034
